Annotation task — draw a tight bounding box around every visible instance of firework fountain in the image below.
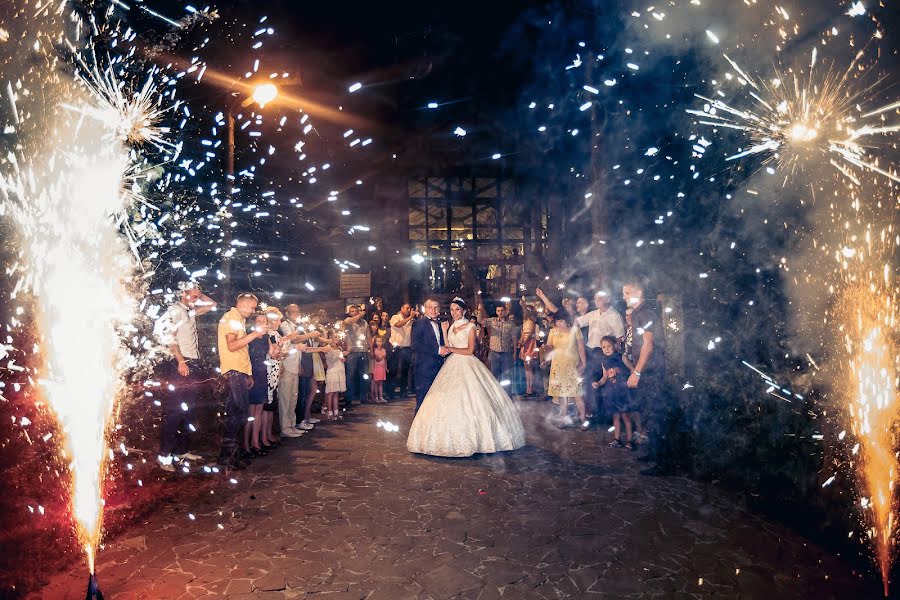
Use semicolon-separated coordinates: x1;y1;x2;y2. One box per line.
0;2;173;591
5;65;162;583
689;22;899;596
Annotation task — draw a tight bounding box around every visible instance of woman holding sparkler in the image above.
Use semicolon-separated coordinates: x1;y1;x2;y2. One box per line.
245;313;279;457
542;309;588;430
518;297;539;397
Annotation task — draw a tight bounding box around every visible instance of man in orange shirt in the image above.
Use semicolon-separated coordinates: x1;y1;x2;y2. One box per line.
216;293;265;470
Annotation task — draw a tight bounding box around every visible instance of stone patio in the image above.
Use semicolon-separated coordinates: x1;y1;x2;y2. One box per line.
32;400;878;599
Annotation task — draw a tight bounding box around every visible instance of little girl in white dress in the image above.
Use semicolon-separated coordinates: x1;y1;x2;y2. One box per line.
324;343;346;419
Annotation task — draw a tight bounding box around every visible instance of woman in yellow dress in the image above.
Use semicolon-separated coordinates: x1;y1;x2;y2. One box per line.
542;309;588;430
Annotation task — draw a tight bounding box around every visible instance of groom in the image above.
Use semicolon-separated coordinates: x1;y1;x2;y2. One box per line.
411;297;449;413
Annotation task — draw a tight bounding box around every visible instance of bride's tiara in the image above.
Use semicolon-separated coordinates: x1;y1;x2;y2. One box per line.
451;297;469;309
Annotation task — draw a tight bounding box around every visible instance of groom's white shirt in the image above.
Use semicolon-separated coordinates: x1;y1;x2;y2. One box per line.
429;319;441;346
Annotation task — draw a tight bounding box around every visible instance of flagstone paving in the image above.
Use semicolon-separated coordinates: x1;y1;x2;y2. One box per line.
32;400;877;599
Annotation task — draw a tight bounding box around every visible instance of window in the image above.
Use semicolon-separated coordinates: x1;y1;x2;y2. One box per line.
407;176;547;293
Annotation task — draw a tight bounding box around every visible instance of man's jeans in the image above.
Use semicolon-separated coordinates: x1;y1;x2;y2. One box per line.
390;346;411;398
489;351;514;386
345;351;369;402
298;375;315;420
219;371;249;464
585;347;604;416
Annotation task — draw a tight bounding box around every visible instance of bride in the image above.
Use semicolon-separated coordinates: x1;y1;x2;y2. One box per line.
407;297;526;457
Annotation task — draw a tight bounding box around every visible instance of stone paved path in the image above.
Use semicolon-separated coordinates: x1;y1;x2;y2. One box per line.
33;400;878;599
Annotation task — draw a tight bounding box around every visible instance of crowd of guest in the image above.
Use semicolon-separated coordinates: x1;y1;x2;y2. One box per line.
153;278;672;475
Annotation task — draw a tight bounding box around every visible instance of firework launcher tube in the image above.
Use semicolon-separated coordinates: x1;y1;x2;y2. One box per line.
86;573;104;600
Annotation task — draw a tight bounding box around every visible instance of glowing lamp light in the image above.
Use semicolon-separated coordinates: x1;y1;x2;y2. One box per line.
411;254;425;264
251;83;278;108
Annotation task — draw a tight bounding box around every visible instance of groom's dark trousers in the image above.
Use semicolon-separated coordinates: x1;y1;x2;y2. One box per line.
411;316;444;413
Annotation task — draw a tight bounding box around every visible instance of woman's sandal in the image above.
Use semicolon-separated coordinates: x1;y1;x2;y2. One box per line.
608;439;623;448
624;442;634;451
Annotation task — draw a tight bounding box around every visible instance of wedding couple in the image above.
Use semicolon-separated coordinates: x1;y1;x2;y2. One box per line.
406;297;526;457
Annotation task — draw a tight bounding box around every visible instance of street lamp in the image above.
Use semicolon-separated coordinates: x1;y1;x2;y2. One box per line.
251;83;278;108
222;82;279;303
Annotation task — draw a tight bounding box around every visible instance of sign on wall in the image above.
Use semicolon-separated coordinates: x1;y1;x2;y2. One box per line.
340;273;371;298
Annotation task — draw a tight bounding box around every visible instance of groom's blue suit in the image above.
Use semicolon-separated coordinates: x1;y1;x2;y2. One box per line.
411;316;445;413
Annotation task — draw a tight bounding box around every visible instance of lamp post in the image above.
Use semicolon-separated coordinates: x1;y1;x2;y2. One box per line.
221;83;279;304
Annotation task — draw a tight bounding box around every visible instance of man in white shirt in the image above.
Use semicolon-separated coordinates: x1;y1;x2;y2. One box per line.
388;303;417;399
576;292;626;348
153;282;216;471
278;304;325;436
577;292;625;418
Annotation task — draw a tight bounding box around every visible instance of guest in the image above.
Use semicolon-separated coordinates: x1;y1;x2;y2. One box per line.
389;303;416;399
623;306;645;444
366;320;380;400
592;336;635;449
370;336;388;403
262;307;287;447
537;310;554;399
297;322;328;431
376;314;391;351
216;293;264;470
324;341;347;419
517;297;539;397
153;282;216;471
538;288;624;424
574;296;590;344
245;313;277;457
477;303;517;386
343;304;370;405
542;309;587;430
313;317;329;406
623;280;670;475
277;305;304;438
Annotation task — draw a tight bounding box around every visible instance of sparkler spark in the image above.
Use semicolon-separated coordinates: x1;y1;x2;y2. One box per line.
689;51;899;184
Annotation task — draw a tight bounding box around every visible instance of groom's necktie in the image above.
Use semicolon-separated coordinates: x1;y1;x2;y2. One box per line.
428;318;444;347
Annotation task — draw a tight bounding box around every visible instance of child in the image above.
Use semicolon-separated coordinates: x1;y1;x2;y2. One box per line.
366;320;380;401
371;336;388;404
592;335;635;449
324;341;347;419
